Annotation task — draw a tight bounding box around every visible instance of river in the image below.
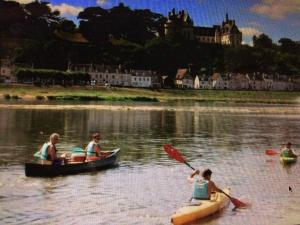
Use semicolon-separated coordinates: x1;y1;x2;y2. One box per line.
0;101;299;225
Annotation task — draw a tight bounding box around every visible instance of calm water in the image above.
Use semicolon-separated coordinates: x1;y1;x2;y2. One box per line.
0;102;300;225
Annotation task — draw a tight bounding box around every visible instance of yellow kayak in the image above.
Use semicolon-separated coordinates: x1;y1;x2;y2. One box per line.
171;188;230;225
280;156;297;164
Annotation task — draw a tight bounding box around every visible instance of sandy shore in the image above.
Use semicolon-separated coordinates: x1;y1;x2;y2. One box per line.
1;103;300;115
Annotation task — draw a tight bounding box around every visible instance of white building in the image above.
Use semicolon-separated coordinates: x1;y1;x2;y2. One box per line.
69;64;161;88
69;64;132;87
194;75;200;89
130;70;152;88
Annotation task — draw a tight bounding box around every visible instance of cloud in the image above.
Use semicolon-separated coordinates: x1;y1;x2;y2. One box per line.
250;0;300;19
242;40;253;46
96;0;108;6
49;3;84;16
240;27;262;37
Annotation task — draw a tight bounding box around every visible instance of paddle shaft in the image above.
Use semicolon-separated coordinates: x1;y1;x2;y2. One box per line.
184;161;195;170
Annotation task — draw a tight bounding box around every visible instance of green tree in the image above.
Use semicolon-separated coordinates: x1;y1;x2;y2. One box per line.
253;33;273;49
278;38;300;55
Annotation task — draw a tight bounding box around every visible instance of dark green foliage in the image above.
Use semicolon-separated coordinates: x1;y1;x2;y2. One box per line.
78;3;165;44
253;34;273;49
12;95;20;99
36;95;45;100
3;94;11;100
0;0;60;39
46;95;158;102
15;68;90;85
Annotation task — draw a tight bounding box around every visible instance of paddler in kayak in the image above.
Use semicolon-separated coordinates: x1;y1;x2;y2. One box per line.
280;142;297;158
40;133;65;165
85;133;107;160
188;169;224;201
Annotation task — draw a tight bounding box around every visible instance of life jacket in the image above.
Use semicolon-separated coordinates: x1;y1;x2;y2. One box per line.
281;147;295;157
40;142;56;160
193;178;209;200
40;143;50;160
86;141;101;156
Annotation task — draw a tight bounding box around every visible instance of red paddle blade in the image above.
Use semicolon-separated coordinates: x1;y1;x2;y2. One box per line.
163;144;186;163
230;197;248;208
265;149;278;155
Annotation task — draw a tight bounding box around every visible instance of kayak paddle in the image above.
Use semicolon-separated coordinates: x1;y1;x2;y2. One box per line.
163;144;248;208
265;149;279;155
221;191;248;208
163;144;195;170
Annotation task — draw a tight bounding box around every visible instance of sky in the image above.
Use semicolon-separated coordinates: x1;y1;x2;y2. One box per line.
12;0;300;45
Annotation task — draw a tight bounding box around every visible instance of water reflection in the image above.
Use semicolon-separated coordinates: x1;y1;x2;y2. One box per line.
0;104;300;224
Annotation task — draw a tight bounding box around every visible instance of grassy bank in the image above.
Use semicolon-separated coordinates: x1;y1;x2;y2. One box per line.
1;84;300;104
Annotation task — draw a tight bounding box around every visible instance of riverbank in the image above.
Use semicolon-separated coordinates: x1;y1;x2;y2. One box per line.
1;84;300;104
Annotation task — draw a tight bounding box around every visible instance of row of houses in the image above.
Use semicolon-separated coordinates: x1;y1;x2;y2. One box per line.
176;69;300;91
1;59;300;91
69;64;162;88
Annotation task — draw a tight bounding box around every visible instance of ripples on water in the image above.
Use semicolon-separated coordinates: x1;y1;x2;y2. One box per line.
0;103;300;225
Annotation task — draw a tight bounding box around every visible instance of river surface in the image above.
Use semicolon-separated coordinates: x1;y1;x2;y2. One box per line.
0;101;300;225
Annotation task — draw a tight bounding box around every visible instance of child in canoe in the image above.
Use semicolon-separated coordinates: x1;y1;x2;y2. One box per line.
85;133;108;161
280;142;297;158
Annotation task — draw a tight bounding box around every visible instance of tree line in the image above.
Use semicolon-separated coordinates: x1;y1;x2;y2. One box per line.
15;68;90;85
1;0;299;77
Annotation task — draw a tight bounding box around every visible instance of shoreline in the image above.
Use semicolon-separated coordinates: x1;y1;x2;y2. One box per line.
1;84;300;104
1;103;300;115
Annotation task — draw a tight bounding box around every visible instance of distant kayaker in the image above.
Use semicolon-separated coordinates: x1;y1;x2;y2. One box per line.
85;133;106;160
280;142;297;158
188;169;224;200
40;133;64;164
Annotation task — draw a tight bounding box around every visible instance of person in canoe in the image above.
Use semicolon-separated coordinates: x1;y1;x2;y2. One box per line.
188;169;224;201
280;142;297;158
85;133;107;161
40;133;65;165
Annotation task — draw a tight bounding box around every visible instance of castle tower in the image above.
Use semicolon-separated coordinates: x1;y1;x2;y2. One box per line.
164;8;194;40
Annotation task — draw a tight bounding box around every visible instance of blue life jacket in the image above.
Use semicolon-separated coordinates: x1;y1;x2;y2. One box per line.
40;143;50;160
193;178;209;200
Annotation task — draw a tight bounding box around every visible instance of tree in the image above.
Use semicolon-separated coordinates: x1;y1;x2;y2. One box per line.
78;3;166;44
78;6;110;43
56;19;76;33
0;0;27;37
253;33;273;49
23;1;61;39
278;38;300;55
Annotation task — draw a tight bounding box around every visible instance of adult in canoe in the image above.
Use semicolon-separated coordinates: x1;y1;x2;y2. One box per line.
40;133;65;165
280;142;297;158
188;169;224;201
85;133;107;161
